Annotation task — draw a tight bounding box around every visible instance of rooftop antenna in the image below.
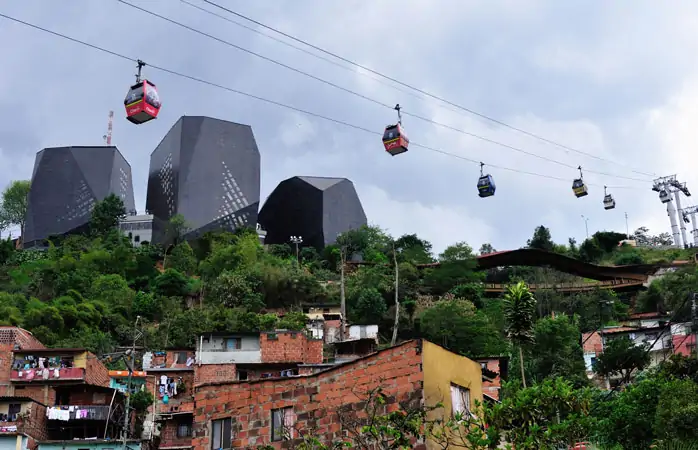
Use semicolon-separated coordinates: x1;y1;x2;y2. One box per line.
103;110;114;146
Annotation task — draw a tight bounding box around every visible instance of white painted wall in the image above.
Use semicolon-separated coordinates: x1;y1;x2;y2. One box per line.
348;325;378;340
196;334;261;364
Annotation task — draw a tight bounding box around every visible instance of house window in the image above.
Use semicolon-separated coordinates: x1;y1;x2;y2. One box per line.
271;407;295;441
590;357;597;368
211;418;232;450
450;383;471;418
224;338;241;350
176;352;188;364
177;422;192;438
237;370;248;381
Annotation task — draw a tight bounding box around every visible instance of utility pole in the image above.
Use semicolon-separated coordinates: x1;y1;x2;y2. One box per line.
625;212;629;240
581;215;589;239
289;236;303;266
691;292;698;355
391;242;400;346
122;316;141;450
339;245;347;341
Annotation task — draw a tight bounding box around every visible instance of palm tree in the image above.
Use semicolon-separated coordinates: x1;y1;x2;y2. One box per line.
503;281;536;388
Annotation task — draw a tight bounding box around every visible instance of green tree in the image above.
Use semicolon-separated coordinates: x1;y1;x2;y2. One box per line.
418;299;507;358
478;242;496;255
393;233;434;264
438;241;475;262
90;194;126;235
654;379;698;442
0;180;30;241
593;337;650;385
503;281;536;387
526;315;588;387
165;214;190;245
527;225;554;251
165;241;197;275
153;269;190;298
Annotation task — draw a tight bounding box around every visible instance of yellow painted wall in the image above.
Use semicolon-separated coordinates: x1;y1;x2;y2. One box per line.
422;340;484;420
73;352;87;369
0;401;32;415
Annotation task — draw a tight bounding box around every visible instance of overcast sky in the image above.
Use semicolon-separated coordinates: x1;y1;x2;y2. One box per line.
2;0;698;254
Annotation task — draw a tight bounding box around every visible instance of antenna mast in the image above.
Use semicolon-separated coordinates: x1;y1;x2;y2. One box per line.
104;110;114;145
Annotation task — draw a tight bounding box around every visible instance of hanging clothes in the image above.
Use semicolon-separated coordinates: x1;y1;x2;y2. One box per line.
160;375;168;386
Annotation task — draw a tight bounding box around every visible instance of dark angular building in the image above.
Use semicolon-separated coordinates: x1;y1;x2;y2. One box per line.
145;116;261;243
258;176;367;249
23;146;135;248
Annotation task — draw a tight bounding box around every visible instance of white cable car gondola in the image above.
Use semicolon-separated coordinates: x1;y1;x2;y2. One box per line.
572;166;588;198
477;162;496;198
603;186;616;210
659;189;671;203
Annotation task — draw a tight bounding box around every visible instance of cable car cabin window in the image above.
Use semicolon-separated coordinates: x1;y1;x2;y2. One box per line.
125;85;144;106
383;125;400;141
144;82;161;108
477;176;491;188
572;179;584;189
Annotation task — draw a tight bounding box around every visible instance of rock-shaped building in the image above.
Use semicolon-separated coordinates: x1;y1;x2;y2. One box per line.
258;176;367;249
23;146;135;248
145;116;261;243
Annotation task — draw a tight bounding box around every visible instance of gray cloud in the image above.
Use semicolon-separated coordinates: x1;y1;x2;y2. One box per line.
2;0;697;252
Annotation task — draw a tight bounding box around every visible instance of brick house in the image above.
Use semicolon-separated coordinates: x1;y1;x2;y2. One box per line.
194;331;323;384
0;328;135;450
475;357;508;401
192;339;485;449
144;349;196;450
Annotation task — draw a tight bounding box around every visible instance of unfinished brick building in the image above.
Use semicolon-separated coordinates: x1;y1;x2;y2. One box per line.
192;340;484;449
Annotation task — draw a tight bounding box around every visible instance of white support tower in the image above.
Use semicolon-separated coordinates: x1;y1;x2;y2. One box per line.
680;205;698;247
653;175;692;248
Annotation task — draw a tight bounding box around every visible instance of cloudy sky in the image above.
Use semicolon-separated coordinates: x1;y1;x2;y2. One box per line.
2;0;698;254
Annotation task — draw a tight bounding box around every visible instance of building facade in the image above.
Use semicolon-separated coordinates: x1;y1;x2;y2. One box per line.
23;146;135;248
145;116;261;244
192;340;484;449
258;176;367;249
119;213;154;247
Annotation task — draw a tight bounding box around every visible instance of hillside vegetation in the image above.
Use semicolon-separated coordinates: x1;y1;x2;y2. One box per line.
1;190;698;447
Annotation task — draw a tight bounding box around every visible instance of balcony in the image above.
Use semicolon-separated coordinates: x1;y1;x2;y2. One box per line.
46;405;111;421
197;350;261;365
11;367;85;383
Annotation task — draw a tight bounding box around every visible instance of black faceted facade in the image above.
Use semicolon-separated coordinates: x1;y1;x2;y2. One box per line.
24;146;136;248
146;116;261;243
258;176;367;249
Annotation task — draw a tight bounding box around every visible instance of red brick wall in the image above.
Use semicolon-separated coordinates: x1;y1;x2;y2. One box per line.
673;334;696;356
150;350;195;369
84;352;110;387
582;331;603;355
159;416;193;449
155;371;195;414
194;364;236;387
260;331;323;364
18;401;48;442
59;386;112;405
193;340;424;449
478;359;501;401
0;344;12;395
0;328;45;351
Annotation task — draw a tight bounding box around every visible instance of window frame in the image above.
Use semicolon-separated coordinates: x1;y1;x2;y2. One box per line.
210;417;232;450
271;407;295;442
177;421;193;438
450;383;472;419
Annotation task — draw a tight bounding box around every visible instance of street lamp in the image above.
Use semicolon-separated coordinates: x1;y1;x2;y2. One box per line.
289;236;303;264
581;215;589;239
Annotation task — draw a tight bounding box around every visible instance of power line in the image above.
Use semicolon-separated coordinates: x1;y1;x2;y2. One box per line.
116;0;652;184
199;0;657;179
0;11;638;190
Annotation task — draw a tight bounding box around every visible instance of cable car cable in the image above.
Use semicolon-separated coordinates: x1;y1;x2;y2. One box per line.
116;0;653;184
0;11;645;191
178;0;439;109
198;0;657;179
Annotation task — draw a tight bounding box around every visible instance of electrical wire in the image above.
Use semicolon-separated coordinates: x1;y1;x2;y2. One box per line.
0;11;638;190
116;0;652;184
199;0;657;179
178;0;439;109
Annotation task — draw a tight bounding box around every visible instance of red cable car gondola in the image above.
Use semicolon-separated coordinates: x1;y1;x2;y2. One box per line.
382;104;409;156
124;60;161;125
